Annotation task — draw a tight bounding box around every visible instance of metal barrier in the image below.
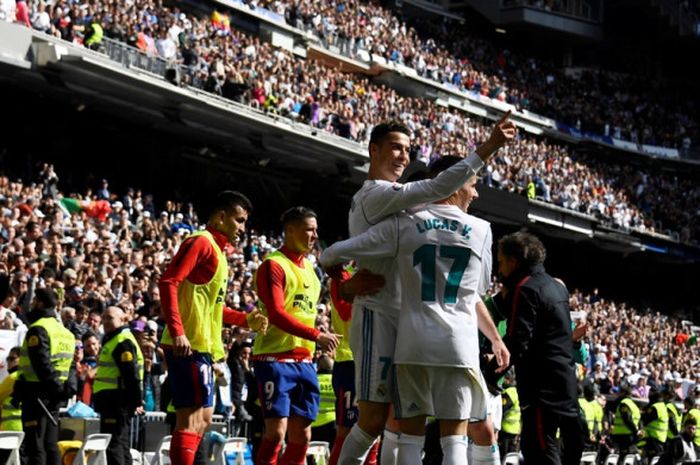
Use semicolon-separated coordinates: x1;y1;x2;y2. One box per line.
95;36;367;154
101;37;171;76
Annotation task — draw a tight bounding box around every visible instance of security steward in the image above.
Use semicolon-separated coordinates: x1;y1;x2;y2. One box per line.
0;347;22;432
310;355;337;445
639;389;669;459
14;288;77;465
0;347;22;464
610;386;641;456
664;386;682;441
499;373;521;455
581;383;604;449
93;306;144;465
683;397;700;449
578;385;597;450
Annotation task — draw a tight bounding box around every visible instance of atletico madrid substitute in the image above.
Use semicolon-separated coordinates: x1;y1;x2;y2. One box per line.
158;191;268;465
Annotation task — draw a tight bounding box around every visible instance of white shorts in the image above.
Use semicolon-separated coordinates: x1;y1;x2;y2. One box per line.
350;307;397;403
488;392;503;431
394;364;489;421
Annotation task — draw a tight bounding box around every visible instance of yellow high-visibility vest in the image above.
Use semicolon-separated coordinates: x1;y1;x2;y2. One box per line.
161;230;229;360
612;398;640;436
20;316;74;383
667;402;682;439
502;386;521;435
643;402;668;443
683;409;700;446
93;328;144;394
311;373;335;427
0;371;22;431
254;251;321;355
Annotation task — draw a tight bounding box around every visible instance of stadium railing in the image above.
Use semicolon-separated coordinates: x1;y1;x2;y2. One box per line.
101;37;170;77
2;20;696;252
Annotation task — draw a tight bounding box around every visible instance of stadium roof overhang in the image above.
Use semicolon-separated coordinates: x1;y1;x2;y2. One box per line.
0;21;370;184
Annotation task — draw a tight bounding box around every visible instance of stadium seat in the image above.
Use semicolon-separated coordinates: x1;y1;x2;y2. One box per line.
130;448;143;465
503;452;520;465
216;437;247;465
580;450;597;464
306;441;330;465
621;453;639;465
70;433;112;465
649;457;660;465
604;453;620;465
0;431;25;465
145;435;171;465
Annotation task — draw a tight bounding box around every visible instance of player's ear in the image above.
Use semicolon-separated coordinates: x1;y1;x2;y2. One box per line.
368;142;379;159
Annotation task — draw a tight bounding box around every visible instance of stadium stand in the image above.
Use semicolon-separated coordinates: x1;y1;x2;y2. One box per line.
1;1;698;244
0;164;699;462
1;0;700;461
257;0;698;149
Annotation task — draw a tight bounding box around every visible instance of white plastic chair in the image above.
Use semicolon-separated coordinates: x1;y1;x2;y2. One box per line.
146;435;171;465
621;454;638;465
580;451;597;464
306;441;330;465
503;452;520;465
71;433;112;465
0;431;25;465
604;453;620;465
130;448;143;465
216;437;247;465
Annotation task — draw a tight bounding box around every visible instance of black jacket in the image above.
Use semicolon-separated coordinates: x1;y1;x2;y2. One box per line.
227;350;246;412
500;263;579;416
658;434;700;465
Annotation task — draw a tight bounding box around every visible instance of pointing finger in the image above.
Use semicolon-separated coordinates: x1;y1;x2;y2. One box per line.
497;109;512;125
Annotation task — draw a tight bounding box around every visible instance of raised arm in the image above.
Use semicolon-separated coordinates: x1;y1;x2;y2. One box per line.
363;112;517;224
320;216;399;268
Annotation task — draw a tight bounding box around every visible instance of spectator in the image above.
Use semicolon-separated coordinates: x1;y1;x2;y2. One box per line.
77;330;100;405
3;0;698;243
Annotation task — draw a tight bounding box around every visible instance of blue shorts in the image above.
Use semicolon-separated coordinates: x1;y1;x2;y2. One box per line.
163;349;214;409
254;361;320;421
332;360;359;427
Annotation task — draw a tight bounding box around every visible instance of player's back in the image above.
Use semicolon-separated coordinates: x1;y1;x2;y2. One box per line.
393;203;492;369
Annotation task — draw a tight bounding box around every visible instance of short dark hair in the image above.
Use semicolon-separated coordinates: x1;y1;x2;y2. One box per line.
369;121;411;147
75;303;90;315
81;331;98;343
208;191;253;220
88;308;102;317
428;155;463;178
34;288;58;309
281;206;317;228
498;231;547;268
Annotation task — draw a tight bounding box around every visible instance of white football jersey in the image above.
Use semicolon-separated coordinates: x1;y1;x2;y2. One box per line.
323;203;492;368
346;154;483;319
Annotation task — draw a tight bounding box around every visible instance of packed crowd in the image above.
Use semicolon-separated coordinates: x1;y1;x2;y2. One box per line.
0;166;331;417
256;0;697;149
1;0;698;243
571;289;700;401
2;163;700;465
0;165;698;403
